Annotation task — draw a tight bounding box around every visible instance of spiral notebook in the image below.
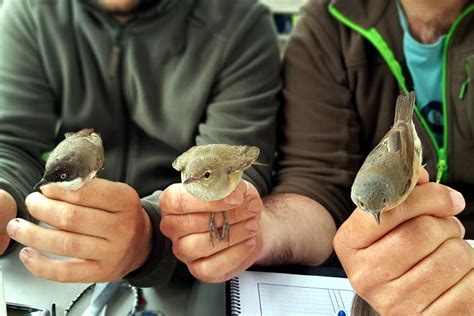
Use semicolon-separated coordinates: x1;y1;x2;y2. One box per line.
226;270;355;316
226;241;474;315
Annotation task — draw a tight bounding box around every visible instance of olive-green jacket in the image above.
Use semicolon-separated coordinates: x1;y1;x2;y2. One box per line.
0;0;280;286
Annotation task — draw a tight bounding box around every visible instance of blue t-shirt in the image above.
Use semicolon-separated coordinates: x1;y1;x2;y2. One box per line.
397;2;446;145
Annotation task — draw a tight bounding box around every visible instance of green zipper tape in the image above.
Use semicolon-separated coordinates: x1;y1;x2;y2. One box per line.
439;4;473;182
328;3;473;183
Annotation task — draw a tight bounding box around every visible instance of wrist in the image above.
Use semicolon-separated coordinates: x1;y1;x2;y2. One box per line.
131;208;153;272
255;210;285;265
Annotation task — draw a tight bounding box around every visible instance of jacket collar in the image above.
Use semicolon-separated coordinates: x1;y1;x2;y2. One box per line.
330;0;392;29
78;0;192;55
80;0;178;24
330;0;406;65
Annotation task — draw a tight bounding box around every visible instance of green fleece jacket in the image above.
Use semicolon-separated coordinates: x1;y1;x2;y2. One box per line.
0;0;280;286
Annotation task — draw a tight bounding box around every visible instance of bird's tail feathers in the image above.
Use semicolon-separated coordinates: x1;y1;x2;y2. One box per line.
394;91;416;124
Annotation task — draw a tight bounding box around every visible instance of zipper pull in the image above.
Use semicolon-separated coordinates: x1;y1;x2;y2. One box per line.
108;45;121;79
458;78;469;100
108;28;124;79
436;148;447;183
459;57;471;100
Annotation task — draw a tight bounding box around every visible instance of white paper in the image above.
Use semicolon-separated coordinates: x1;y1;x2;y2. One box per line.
234;271;354;316
234;240;473;316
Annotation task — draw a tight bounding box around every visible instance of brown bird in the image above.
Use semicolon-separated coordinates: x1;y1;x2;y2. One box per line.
351;91;422;224
172;144;260;245
350;92;422;316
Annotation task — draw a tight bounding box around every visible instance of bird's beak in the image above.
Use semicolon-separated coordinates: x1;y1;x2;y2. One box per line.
372;212;381;225
33;178;50;191
183;177;197;185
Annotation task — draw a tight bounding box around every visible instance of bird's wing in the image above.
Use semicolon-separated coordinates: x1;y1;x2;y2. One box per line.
226;145;260;173
383;122;414;196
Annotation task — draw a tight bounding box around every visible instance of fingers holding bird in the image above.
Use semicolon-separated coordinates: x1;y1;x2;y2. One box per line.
25;192;117;238
186;233;260;283
160;180;255;216
17;248;116;283
172;217;259;262
335;181;466;251
346;215;466;284
160;180;264;282
6;218;109;260
160;180;263;240
161;203;261;240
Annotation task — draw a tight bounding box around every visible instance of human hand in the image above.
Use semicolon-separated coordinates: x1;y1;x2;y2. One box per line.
0;190;17;255
160;180;263;283
334;169;474;315
6;179;152;283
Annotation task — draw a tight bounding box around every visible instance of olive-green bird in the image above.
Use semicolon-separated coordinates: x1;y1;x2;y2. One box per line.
172;144;260;245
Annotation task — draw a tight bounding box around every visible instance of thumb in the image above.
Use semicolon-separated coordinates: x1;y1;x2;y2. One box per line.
0;190;16;255
0;189;17;233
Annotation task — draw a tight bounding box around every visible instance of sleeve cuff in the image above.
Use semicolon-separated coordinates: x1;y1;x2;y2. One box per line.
124;190;177;288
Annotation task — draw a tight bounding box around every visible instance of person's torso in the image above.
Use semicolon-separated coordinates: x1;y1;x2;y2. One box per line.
30;0;260;195
327;0;474;187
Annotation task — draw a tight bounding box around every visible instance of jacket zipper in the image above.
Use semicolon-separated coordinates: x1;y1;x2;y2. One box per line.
328;4;474;183
438;5;473;182
108;28;123;79
108;26;131;183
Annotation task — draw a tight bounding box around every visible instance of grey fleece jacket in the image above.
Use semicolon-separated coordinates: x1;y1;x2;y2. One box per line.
0;0;280;286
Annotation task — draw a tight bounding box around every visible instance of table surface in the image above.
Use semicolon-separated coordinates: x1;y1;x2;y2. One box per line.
2;248;225;316
5;239;472;315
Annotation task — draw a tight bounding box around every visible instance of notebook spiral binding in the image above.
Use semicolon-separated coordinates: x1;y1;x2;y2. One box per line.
226;276;242;315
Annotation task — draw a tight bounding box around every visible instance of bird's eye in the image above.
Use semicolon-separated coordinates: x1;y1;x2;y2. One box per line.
60;173;67;180
359;202;365;208
204;171;211;179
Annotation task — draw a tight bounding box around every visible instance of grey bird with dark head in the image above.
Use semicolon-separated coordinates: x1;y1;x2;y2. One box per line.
173;144;260;244
34;128;104;191
351;91;422;224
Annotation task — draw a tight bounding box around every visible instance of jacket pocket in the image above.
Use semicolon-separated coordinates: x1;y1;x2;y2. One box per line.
459;54;473;120
452;53;474;141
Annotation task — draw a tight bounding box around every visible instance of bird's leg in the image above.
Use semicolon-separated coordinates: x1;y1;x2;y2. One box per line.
220;211;230;245
209;212;218;246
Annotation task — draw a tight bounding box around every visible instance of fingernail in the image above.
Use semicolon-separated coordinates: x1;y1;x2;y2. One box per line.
248;200;261;213
7;219;20;237
245;220;258;231
224;193;241;206
19;248;30;262
245;237;256;247
452;217;466;238
25;192;40;207
450;191;465;212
